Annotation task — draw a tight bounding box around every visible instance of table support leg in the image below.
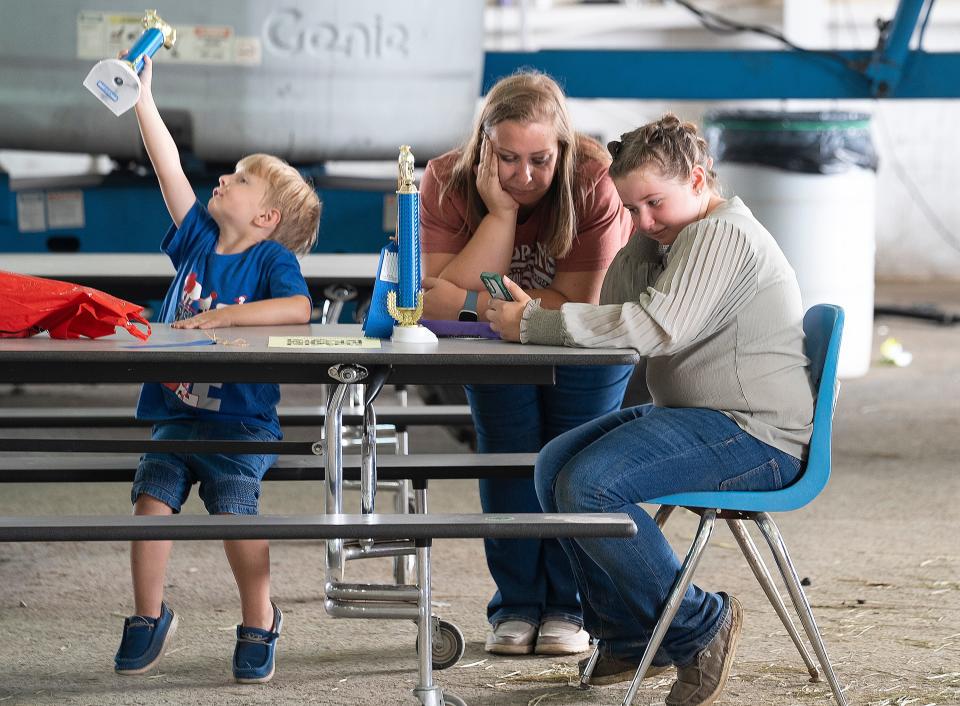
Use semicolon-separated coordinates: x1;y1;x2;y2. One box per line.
360;367;389;528
324;364;419;618
325;364;368;583
413;537;443;706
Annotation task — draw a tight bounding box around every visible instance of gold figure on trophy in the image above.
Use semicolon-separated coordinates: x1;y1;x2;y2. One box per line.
398;144;416;193
142;9;177;49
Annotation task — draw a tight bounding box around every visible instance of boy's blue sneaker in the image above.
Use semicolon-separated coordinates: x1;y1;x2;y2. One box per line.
114;602;178;675
233;603;283;684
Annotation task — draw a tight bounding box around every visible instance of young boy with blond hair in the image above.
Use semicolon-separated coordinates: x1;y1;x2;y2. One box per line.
114;54;320;684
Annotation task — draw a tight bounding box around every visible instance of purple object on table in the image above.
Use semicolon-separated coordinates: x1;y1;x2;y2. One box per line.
420;319;500;340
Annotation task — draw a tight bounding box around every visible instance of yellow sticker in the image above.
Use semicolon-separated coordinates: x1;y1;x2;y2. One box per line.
268;336;381;349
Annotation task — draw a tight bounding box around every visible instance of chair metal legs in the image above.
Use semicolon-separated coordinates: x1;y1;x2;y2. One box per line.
583;506;846;706
654;504;676;528
579;504;679;691
577;646;601;689
662;509;821;681
620;509;717;706
726;519;821;681
755;513;848;706
579;503;679;691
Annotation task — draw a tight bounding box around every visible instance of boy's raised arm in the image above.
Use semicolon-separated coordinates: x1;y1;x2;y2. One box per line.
133;55;195;227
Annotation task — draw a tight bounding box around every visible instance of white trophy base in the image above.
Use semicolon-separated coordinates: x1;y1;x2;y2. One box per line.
83;59;141;116
390;324;439;344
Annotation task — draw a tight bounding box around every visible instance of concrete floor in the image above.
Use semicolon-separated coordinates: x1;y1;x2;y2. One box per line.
0;280;958;706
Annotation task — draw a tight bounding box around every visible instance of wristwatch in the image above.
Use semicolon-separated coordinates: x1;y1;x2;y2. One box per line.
458;290;479;322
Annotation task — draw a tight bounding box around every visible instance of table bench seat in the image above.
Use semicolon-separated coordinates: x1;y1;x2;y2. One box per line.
0;404;473;429
0;511;636;543
0;452;537;483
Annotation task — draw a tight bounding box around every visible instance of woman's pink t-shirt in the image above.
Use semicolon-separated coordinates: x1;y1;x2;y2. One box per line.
420;150;632;292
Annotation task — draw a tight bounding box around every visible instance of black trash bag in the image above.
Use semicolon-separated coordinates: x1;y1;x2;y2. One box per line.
703;110;879;175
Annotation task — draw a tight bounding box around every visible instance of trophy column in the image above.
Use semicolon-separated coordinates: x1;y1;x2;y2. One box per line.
387;145;438;344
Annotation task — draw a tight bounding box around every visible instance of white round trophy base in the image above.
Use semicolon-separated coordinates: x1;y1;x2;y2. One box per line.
390;325;439;344
82;59;141;116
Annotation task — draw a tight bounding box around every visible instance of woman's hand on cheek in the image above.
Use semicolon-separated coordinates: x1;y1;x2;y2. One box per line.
486;277;530;342
475;136;519;219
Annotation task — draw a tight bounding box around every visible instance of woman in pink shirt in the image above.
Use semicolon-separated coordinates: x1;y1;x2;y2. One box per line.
420;71;634;656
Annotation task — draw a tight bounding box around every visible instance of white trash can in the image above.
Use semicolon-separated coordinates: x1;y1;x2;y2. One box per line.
704;111;879;378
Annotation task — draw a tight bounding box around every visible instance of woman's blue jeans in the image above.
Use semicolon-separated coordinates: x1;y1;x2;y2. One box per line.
465;363;633;628
534;404;803;666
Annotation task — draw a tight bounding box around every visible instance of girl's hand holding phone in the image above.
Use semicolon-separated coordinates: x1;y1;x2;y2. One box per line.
486;276;530;342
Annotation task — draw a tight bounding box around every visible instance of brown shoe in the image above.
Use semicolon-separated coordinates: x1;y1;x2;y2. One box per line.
666;595;743;706
578;654;671;686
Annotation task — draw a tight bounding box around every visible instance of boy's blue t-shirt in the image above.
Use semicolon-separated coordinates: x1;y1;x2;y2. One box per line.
136;201;311;437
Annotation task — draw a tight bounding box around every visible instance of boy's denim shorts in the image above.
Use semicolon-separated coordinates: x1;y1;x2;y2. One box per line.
132;420;279;515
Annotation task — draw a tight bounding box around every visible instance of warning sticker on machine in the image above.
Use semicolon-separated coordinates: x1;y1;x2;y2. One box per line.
77;11;261;65
16;192;46;233
46;191;86;230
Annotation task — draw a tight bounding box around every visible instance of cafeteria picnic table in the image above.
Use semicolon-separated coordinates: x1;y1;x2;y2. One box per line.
0;324;640;704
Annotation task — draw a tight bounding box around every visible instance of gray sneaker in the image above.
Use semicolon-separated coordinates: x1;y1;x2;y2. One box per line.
535;619;591;655
578;654;671;686
485;619;537;655
666;595;743;706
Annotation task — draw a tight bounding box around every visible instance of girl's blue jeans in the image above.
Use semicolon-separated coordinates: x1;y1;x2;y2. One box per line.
465;363;633;628
534;404;803;666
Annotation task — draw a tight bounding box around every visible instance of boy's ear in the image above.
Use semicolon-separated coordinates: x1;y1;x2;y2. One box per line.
255;207;281;230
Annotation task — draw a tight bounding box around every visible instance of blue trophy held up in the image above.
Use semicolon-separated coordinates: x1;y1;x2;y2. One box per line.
82;9;176;117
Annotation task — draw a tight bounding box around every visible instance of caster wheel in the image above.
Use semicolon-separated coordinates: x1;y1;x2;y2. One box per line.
442;692;467;706
416;619;465;670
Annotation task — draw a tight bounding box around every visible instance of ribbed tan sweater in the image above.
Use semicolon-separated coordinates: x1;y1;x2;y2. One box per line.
521;197;814;459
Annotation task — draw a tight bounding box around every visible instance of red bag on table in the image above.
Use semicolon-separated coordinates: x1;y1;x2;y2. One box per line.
0;270;151;340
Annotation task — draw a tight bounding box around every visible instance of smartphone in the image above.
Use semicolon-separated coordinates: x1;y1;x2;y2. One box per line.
480;271;514;302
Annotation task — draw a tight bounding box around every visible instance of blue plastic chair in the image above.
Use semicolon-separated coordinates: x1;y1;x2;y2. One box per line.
580;304;848;706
